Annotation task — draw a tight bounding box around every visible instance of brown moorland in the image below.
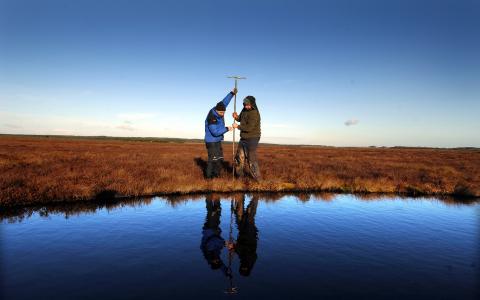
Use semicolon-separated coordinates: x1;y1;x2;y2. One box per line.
1;135;479;207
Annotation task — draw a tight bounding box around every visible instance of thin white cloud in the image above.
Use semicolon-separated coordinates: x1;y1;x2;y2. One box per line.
345;119;359;126
263;123;292;129
117;113;156;121
116;124;135;131
116;121;135;131
52;128;75;134
3;123;22;129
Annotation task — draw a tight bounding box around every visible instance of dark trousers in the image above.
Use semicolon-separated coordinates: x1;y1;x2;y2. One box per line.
235;137;261;180
205;142;224;179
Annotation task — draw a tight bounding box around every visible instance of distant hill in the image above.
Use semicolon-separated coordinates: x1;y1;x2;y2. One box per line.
0;134;204;144
0;134;478;150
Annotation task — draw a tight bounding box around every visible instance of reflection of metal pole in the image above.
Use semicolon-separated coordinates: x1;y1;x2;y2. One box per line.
224;199;238;294
227;76;246;180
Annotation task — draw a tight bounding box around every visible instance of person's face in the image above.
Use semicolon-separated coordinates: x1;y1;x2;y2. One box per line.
216;110;225;117
244;103;252;110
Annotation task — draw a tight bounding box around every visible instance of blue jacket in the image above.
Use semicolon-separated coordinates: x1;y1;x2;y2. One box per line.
204;92;234;143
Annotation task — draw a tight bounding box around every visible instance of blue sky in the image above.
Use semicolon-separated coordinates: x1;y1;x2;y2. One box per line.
1;0;479;147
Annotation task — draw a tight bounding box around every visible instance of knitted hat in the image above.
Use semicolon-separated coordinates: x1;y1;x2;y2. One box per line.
215;102;226;111
243;96;255;105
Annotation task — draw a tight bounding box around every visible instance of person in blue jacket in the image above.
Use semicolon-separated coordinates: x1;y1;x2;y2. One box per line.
204;88;237;178
200;194;232;279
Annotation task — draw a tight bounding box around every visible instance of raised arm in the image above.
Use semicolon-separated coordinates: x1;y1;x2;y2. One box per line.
222;88;237;107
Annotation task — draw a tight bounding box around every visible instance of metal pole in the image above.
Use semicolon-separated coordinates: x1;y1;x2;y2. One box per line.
232;79;237;181
227;76;246;181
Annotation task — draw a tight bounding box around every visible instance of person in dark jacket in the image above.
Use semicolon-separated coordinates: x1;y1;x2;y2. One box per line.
233;194;259;277
232;96;261;180
204;88;237;179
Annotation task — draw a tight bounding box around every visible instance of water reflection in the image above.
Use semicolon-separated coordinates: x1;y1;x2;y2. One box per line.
200;194;229;275
2;192;479;299
233;194;259;277
200;194;259;294
1;193;478;223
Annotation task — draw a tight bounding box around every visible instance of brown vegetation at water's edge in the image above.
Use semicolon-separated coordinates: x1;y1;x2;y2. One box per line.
1;136;479;207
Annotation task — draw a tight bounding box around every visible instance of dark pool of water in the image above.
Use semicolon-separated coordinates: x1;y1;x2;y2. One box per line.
1;193;479;299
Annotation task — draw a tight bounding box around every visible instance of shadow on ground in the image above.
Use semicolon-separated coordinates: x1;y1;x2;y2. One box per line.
194;157;233;178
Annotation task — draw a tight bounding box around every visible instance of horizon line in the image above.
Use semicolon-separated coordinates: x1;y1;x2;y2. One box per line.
1;133;478;150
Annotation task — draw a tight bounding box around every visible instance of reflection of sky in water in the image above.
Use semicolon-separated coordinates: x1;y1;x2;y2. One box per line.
2;194;479;299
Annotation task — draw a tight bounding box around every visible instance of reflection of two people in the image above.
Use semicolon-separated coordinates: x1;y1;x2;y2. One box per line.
200;194;259;280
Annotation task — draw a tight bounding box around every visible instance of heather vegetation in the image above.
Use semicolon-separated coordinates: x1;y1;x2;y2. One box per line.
1;136;478;207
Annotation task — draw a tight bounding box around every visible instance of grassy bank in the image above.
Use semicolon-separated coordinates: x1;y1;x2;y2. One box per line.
1;135;479;207
3;192;478;223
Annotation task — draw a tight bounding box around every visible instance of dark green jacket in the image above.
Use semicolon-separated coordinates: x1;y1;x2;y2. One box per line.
238;108;261;139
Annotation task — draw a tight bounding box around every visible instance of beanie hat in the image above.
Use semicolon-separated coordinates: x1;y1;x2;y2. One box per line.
215;102;226;111
243;96;255;105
